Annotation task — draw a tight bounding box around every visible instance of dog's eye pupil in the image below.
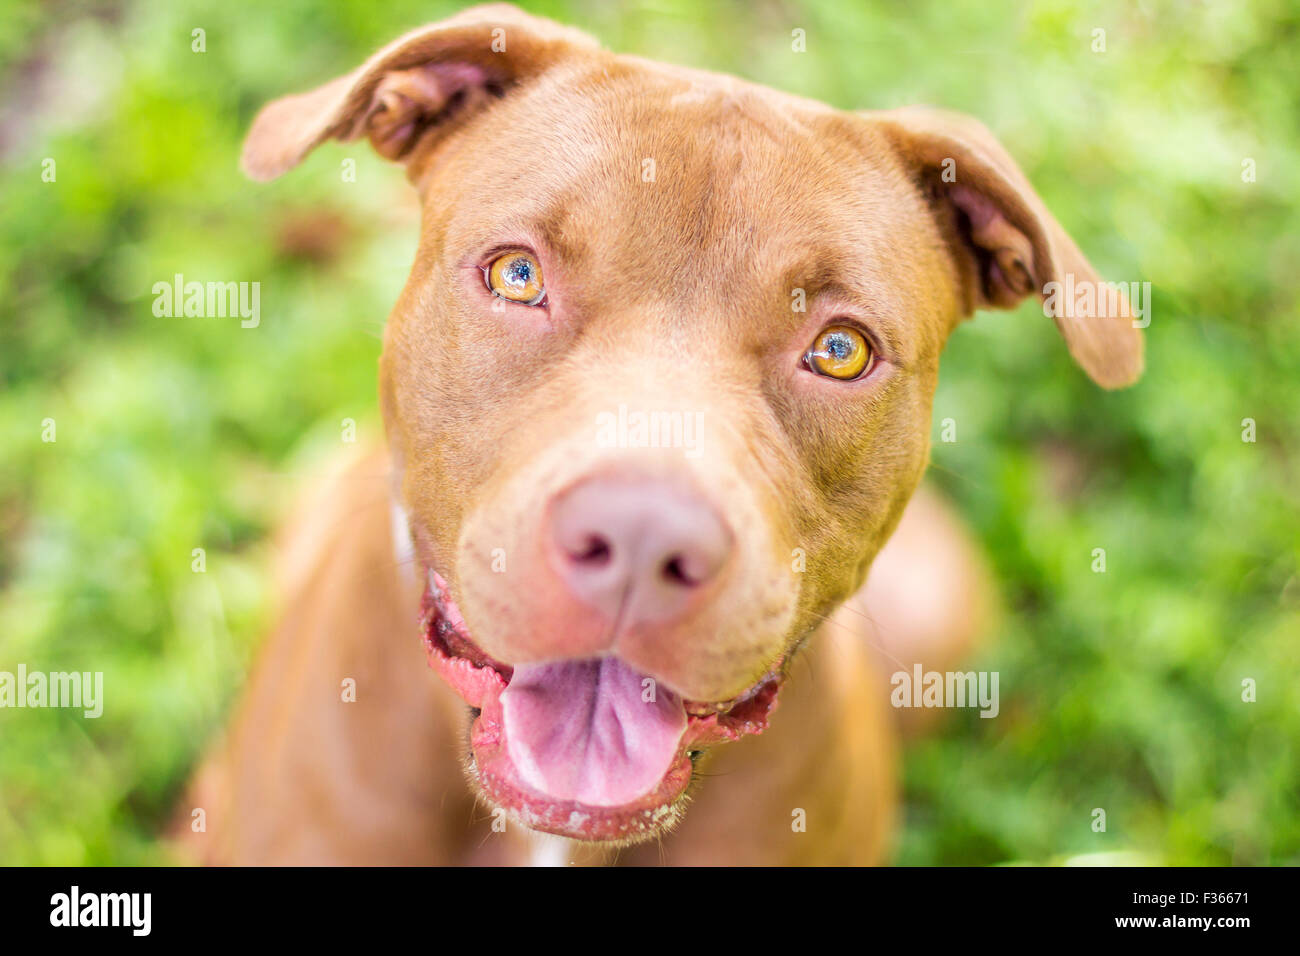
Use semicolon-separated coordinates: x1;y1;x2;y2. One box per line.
486;251;546;305
825;332;852;359
505;258;532;285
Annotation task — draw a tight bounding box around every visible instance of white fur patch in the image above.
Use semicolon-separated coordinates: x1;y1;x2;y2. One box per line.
390;501;415;570
524;832;573;868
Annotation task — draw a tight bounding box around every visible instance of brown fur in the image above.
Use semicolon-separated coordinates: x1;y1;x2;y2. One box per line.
179;4;1140;865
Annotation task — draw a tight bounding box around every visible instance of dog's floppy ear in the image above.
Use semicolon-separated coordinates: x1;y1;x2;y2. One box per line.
866;106;1142;389
241;3;598;181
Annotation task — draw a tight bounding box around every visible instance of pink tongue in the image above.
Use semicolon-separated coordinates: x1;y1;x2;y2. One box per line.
500;657;687;807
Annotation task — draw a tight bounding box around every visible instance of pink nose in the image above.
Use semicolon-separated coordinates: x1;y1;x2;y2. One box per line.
548;476;732;625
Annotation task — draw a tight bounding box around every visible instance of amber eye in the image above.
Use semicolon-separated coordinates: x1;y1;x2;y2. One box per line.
485;251;546;305
804;325;873;380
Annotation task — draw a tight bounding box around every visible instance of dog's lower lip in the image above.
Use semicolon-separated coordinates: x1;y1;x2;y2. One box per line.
418;566;783;841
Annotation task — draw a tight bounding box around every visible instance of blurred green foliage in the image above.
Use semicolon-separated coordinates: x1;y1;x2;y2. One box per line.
1;0;1297;865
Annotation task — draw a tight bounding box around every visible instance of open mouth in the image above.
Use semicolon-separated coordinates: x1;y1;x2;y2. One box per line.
420;569;783;842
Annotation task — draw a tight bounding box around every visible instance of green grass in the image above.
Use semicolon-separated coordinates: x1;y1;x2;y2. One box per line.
1;0;1297;865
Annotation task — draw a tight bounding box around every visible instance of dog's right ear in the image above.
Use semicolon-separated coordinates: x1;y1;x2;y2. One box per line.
241;3;598;181
865;106;1143;389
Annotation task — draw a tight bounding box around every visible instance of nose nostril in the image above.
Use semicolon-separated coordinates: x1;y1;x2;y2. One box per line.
568;534;613;568
661;555;700;588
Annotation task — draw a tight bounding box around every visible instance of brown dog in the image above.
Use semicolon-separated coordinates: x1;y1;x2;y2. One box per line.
180;3;1140;865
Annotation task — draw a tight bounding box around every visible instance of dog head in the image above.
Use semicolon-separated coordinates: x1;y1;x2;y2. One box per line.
243;3;1142;843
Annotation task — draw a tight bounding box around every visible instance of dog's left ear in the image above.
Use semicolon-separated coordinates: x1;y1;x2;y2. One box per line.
241;3;598;181
866;106;1143;389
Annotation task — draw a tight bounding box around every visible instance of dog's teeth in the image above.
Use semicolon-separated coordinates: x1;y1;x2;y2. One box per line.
427;567;450;602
